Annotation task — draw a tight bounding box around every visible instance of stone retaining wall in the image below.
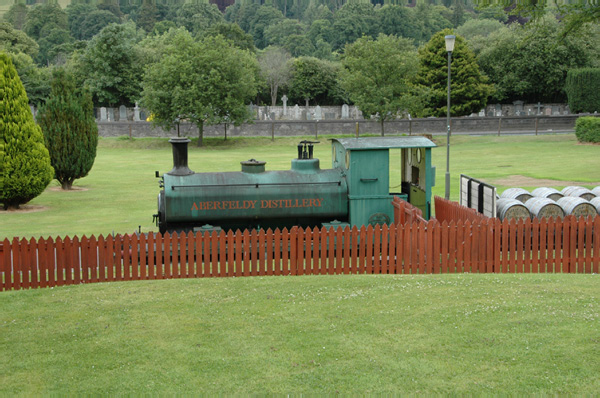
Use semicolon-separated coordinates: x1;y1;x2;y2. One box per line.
98;115;585;138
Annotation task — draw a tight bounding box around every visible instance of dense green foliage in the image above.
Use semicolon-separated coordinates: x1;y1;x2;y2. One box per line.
2;2;28;30
175;2;224;36
203;22;256;52
575;116;600;143
36;69;98;190
340;34;422;134
0;21;38;58
6;52;51;107
416;29;492;117
288;56;343;105
141;32;259;146
565;68;600;114
22;2;68;41
77;22;144;106
0;52;53;209
477;0;600;36
478;18;595;103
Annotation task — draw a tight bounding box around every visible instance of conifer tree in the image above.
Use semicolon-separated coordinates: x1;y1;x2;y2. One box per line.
415;29;492;117
0;52;53;210
37;69;98;190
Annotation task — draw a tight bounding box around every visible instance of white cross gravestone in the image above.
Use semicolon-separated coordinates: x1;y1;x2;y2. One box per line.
282;95;288;116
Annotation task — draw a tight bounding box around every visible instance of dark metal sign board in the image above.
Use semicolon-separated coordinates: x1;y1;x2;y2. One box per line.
460;175;497;218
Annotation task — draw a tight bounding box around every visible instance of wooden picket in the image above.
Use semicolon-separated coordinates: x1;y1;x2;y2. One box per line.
1;214;599;292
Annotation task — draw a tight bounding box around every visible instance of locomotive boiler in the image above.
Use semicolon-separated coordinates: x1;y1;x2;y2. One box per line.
154;136;436;233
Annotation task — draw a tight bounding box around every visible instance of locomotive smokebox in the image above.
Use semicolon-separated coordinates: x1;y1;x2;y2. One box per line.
167;137;194;176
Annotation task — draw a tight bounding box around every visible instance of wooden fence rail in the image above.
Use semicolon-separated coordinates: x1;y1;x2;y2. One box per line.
2;215;599;292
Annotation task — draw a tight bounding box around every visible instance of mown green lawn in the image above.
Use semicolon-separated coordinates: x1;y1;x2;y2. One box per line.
1;134;599;394
0;274;598;394
1;133;598;239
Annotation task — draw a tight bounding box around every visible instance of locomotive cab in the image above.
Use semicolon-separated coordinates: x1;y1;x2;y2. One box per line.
331;137;436;224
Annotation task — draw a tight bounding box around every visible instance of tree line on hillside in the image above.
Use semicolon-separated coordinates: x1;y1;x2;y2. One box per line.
2;0;600;210
2;1;599;110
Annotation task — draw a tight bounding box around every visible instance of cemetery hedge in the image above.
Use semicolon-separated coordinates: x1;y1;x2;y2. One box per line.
565;68;600;114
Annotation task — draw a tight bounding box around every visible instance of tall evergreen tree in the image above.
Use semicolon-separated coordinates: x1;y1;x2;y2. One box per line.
415;29;492;117
37;69;98;190
0;52;53;210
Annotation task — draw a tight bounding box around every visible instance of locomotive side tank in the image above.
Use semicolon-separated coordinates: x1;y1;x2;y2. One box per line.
155;136;436;233
157;139;348;232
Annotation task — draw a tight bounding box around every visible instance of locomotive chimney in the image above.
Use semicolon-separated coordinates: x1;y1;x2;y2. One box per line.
167;137;194;176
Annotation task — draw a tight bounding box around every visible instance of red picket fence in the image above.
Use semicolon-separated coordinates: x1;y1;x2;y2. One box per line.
392;196;427;224
1;215;599;292
434;196;490;223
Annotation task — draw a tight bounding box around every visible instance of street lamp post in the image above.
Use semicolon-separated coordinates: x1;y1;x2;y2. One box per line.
444;34;455;200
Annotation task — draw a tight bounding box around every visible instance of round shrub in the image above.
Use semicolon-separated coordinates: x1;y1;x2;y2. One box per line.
575;116;600;143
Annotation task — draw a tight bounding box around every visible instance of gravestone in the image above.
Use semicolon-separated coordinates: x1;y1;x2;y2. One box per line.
139;110;147;121
513;100;524;116
282;95;288;116
119;105;127;121
536;102;543;115
134;103;141;122
495;104;502;117
478;109;485;117
552;105;559;115
294;104;300;120
545;107;552;116
270;112;276;121
341;104;349;119
100;107;107;121
315;105;322;121
107;108;114;122
29;105;36;117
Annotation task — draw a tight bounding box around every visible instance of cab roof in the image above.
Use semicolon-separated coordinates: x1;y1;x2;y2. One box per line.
332;136;436;150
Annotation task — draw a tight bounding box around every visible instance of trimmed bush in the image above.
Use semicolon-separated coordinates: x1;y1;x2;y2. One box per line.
0;52;54;210
575;116;600;143
565;68;600;114
37;69;98;190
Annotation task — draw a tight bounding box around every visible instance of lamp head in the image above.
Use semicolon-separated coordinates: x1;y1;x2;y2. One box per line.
445;35;456;52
